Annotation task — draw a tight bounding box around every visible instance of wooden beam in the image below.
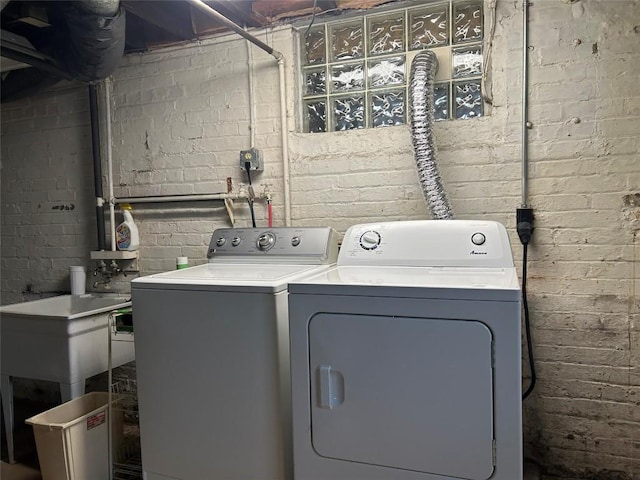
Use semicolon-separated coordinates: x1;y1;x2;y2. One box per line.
335;0;395;10
252;0;336;21
122;0;195;41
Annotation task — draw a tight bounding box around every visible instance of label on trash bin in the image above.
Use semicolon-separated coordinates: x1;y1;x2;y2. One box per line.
87;411;106;430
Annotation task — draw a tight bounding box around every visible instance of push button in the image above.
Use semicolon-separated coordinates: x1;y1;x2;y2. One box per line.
471;233;486;246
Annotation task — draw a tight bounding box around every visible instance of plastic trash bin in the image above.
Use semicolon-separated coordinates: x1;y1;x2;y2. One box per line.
25;392;123;480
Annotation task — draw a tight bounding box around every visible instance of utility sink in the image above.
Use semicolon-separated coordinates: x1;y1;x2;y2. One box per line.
0;294;135;464
1;293;131;319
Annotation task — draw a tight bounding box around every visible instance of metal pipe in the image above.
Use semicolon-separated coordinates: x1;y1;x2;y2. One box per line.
278;57;291;226
187;0;278;59
115;193;255;204
246;33;257;149
89;84;107;250
521;0;530;207
185;0;290;225
104;78;117;251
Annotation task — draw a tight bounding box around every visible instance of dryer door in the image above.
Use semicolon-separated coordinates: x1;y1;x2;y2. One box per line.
308;314;495;480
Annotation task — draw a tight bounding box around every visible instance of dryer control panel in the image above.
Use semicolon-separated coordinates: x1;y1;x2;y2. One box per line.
208;227;339;264
340;220;514;268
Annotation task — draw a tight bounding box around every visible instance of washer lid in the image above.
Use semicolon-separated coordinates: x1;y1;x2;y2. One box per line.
289;265;521;301
131;263;328;293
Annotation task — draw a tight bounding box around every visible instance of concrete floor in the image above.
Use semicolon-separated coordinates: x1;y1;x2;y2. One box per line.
1;462;42;480
0;396;49;480
2;388;545;480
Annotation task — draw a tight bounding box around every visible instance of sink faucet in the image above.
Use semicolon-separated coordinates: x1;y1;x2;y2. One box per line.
93;261;112;288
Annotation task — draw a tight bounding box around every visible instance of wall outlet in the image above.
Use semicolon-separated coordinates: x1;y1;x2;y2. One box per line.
240;149;264;172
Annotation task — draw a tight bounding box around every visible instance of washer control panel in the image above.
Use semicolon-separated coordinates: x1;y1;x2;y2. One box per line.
208;227;339;263
340;220;514;268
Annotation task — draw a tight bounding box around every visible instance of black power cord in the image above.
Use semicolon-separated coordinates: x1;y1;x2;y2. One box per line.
245;161;257;228
517;207;536;400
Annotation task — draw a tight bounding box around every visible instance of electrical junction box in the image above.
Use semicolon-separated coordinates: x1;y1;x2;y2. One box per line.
239;149;264;172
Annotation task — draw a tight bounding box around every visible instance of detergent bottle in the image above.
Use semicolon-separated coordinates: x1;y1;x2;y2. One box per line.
116;204;140;251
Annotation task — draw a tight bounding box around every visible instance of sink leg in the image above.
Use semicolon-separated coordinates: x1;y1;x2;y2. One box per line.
60;380;86;403
1;374;15;464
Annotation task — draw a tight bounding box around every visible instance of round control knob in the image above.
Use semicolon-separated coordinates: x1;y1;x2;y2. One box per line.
257;232;276;251
291;236;301;247
231;237;242;247
471;232;486;246
360;230;381;250
216;237;226;247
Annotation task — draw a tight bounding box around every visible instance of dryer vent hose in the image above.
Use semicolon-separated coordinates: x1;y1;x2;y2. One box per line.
409;51;454;220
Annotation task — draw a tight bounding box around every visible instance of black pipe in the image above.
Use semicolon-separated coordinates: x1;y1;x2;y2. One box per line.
89;84;106;250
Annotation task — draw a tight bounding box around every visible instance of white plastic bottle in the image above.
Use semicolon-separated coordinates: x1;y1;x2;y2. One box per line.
116;204;140;251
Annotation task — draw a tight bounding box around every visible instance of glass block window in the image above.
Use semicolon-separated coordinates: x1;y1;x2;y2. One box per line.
300;0;484;132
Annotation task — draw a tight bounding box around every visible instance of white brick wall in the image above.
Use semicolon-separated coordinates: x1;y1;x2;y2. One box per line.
1;83;98;302
1;0;639;477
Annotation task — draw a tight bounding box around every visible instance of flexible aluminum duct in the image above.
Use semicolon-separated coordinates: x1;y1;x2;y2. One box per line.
409;51;454;220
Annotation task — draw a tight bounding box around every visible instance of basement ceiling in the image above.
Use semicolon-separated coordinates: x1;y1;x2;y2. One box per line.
0;0;403;102
1;0;401;55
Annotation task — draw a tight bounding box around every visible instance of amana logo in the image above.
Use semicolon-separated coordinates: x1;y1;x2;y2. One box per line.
470;250;488;255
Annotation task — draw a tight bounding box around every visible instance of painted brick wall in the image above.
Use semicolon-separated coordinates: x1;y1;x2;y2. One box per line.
1;83;97;303
1;0;639;477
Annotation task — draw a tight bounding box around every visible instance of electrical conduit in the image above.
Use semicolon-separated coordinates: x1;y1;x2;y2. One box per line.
246;32;257;149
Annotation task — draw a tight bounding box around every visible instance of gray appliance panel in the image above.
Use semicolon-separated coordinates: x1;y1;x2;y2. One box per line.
208;227;338;262
308;314;494;480
133;287;289;480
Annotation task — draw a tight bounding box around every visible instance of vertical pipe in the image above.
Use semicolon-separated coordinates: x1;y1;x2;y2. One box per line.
104;78;117;251
89;84;107;250
187;0;290;225
278;56;292;226
521;0;530;208
246;35;257;149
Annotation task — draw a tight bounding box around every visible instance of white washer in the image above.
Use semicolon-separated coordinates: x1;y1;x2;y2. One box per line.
131;227;338;480
289;220;522;480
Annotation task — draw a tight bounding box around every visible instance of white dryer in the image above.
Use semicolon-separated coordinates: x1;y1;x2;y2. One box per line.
131;227;338;480
289;220;522;480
